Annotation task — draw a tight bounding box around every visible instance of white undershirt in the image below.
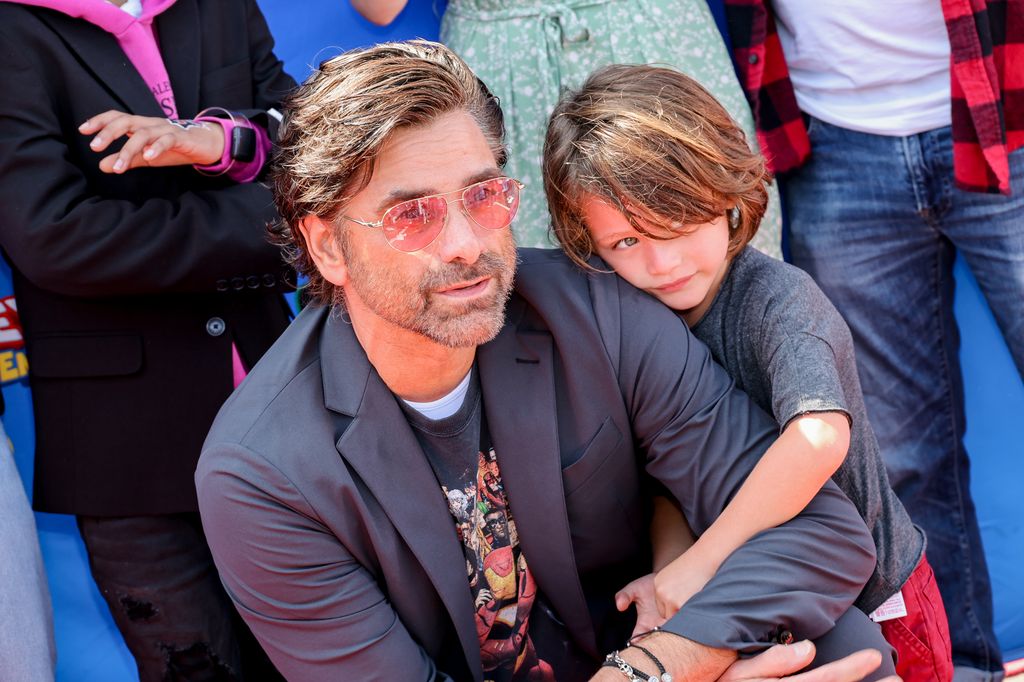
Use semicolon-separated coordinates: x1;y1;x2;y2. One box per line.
773;0;952;136
114;0;144;18
402;370;472;421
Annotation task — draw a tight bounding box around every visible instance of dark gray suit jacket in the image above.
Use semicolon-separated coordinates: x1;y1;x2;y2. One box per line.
197;249;876;680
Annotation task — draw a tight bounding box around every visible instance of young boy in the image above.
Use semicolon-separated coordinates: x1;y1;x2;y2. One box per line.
543;63;953;682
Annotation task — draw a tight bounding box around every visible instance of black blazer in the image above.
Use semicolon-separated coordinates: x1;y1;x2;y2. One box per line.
197;249;878;680
0;0;296;515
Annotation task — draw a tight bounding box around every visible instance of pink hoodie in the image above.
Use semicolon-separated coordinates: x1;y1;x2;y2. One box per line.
11;0;180;116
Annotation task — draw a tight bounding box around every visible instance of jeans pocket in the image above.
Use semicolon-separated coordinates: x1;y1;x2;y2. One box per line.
882;615;953;682
887;619;931;677
801;112;819;139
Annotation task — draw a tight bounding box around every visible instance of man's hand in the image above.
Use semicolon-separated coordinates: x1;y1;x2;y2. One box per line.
615;573;668;637
80;110;225;173
718;641;898;682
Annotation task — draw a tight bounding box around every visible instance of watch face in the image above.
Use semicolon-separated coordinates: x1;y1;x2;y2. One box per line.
231;125;257;163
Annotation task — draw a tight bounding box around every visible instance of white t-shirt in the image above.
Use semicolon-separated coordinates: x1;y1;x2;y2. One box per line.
403;370;473;421
772;0;952;136
113;0;144;18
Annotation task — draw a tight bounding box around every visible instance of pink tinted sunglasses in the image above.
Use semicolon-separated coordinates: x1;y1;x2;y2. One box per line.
341;176;523;252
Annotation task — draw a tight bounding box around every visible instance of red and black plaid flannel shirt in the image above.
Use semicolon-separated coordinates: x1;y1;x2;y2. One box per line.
723;0;1024;194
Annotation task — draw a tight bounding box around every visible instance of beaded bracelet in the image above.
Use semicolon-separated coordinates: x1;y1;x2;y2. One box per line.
602;651;660;682
628;626;663;644
627;642;672;682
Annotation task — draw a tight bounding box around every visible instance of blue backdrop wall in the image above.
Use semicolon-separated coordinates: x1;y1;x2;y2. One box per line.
2;1;1020;678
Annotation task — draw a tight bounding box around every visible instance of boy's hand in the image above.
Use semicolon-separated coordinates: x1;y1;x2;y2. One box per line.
80;110;224;173
654;550;714;618
614;573;668;636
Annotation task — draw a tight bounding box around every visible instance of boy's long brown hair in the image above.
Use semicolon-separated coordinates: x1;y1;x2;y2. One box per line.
543;64;771;269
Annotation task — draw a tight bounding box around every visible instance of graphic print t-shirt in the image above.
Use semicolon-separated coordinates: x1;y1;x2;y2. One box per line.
401;371;555;682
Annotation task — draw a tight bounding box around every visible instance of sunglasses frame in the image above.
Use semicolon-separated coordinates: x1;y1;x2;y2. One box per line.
341;176;523;253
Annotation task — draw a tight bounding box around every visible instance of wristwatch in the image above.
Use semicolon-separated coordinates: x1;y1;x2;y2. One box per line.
230;125;256;163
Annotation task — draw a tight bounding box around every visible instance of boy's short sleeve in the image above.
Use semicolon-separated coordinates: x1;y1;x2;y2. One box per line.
754;267;858;431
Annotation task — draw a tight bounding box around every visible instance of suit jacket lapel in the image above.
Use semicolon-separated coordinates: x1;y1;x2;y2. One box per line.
320;314;482;676
155;0;199;116
38;11;162;117
477;299;598;657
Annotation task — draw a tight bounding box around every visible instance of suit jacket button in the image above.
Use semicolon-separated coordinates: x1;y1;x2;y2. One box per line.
216;279;228;292
246;275;260;289
262;273;277;288
231;277;245;291
206;317;226;337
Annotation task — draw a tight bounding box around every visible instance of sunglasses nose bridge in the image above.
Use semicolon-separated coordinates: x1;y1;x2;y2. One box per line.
453;194;476;226
432;195;487;262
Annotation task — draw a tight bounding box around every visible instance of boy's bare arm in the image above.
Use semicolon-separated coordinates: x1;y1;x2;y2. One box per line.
653;411;851;616
651;495;697;571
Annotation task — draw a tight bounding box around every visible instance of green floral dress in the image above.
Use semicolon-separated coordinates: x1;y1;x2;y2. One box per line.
441;0;782;257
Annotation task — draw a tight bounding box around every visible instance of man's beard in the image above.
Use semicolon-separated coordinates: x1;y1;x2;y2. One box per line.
339;233;517;348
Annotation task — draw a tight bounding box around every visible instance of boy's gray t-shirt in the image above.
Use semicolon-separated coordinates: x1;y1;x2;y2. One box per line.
690;247;923;613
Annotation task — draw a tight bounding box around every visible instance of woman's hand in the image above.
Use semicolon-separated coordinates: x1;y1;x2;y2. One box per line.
81;110;224;173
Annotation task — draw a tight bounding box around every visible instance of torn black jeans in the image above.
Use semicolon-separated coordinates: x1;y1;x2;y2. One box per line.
77;513;281;682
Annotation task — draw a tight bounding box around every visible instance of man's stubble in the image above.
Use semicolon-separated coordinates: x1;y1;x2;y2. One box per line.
337;228;518;349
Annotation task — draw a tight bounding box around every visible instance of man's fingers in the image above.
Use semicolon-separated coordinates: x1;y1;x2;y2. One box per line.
721;647;887;682
718;641;816;681
788;649;882;682
615;581;640;611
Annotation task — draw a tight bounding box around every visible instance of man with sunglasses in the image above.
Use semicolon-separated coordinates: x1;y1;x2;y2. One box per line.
196;41;890;682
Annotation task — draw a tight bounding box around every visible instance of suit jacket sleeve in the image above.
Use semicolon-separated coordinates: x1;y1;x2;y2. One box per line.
232;0;291;139
196;443;453;681
0;4;293;298
609;277;876;650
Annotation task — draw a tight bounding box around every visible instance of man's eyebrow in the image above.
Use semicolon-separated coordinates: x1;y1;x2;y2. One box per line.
373;168;505;214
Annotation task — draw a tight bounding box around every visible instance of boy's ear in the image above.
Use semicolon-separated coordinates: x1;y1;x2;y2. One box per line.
298;215;349;287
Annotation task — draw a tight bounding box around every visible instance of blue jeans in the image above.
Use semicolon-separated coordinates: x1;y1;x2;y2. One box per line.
0;420;56;681
77;513;282;681
785;117;1024;680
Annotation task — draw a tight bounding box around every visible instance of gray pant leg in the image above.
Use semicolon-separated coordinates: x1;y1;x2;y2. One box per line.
809;608;896;681
0;420;56;681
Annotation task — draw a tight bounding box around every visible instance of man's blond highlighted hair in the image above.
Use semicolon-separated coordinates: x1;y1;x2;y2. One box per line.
543;64;771;269
270;40;506;304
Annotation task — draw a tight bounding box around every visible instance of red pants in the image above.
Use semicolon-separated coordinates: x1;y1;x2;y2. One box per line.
878;555;954;682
